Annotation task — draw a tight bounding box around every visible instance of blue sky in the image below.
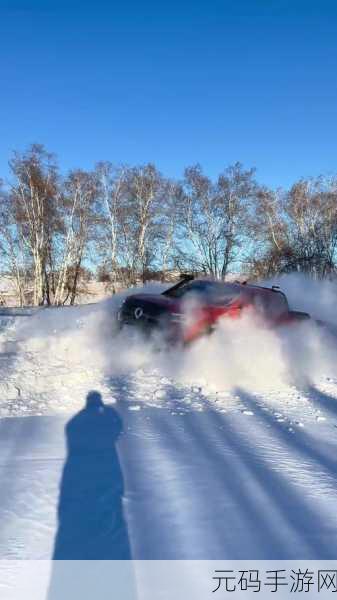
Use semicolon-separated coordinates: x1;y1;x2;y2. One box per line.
1;0;337;188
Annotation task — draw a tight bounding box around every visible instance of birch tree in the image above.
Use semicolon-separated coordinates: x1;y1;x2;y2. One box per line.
121;164;166;282
248;177;337;279
9;144;59;305
54;169;99;305
0;183;28;305
95;162;127;292
179;163;256;278
156;180;181;278
285;177;337;276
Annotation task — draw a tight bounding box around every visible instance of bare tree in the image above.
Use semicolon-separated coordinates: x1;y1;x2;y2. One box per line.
120;164;167;283
178;163;257;278
54;169;99;305
248;177;337;279
158;181;180;278
9;144;60;305
285;177;337;276
0;183;28;306
95;162;127;292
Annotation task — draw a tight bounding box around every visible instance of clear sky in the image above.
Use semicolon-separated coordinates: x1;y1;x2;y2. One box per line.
1;0;337;188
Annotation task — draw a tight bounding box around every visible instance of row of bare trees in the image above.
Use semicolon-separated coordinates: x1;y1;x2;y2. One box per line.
0;144;337;305
252;177;337;279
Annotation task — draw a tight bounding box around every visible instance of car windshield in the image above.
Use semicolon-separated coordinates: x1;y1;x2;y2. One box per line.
168;280;239;304
249;290;288;318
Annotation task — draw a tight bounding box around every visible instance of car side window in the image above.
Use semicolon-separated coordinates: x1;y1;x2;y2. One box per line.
172;282;212;299
168;281;239;304
252;291;288;318
167;283;195;298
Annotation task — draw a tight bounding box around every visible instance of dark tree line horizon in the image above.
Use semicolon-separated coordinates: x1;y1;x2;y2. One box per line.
1;143;337;306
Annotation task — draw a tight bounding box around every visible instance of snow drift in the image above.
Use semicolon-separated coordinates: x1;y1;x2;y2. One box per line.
0;273;335;417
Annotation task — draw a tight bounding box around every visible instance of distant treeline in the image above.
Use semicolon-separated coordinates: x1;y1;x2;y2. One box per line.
0;143;336;306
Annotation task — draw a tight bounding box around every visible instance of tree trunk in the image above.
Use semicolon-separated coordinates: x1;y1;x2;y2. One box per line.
33;252;45;305
44;267;51;305
70;254;83;305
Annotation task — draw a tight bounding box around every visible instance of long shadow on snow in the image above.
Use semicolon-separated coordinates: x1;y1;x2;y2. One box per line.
306;385;337;421
234;388;337;557
156;397;331;559
236;388;337;480
149;407;287;558
51;390;131;560
48;392;136;599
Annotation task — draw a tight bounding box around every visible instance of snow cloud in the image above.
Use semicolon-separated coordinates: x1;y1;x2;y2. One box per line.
4;275;337;415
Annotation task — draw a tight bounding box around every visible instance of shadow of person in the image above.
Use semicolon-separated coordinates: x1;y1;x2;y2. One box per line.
47;392;136;600
52;390;131;560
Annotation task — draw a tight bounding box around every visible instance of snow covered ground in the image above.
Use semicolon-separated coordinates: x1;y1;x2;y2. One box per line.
1;275;337;563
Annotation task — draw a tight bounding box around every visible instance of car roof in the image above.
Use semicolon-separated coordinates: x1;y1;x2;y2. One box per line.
189;278;279;292
186;278;288;302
